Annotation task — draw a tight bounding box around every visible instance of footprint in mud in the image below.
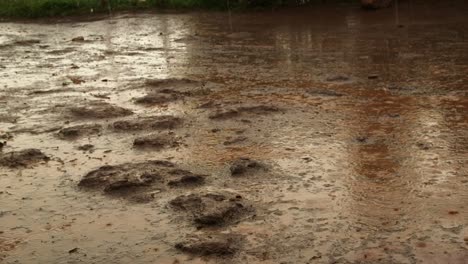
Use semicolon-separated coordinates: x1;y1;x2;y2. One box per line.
78;161;205;202
0;149;49;168
57;124;102;139
112;116;182;131
133;133;181;150
170;192;254;227
67;101;133;119
229;158;268;177
175;233;242;256
209;105;281;120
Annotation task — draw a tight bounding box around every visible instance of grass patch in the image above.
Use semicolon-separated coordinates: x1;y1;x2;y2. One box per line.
0;0;357;18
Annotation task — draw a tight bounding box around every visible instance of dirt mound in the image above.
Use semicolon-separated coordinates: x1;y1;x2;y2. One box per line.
112;116;182;131
133;133;180;150
170;192;253;227
0;149;49;168
175;234;241;256
57;124;102;139
209;105;280;120
229;158;267;176
68;102;133;119
78;161;205;200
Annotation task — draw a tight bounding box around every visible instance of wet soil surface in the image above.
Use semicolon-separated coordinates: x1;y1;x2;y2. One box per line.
1;1;468;263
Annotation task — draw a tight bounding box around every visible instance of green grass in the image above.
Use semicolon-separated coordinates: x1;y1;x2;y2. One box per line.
0;0;355;18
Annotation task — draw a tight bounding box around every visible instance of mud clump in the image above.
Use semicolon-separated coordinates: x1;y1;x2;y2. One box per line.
0;132;12;140
57;124;102;139
167;169;205;187
145;78;200;88
68;102;133;119
14;39;41;45
134;93;180;105
170;192;253;227
209;105;280;120
326;75;350;82
71;36;85;42
77;144;94;151
306;89;344;97
78;161;205;200
229;158;266;176
0;149;49;168
223;136;247;146
137;78;210;105
112;116;182;131
175;234;240;256
133;133;180;150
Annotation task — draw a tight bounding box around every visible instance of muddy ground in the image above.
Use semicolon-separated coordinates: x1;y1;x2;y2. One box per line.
1;1;468;264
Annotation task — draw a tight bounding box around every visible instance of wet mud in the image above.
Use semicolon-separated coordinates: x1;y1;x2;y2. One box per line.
209;105;281;120
133;133;181;150
112;116;183;131
0;149;49;167
170;192;254;227
79;160;205;200
57;124;102;139
229;158;267;176
67;101;133;119
175;233;241;256
1;1;468;263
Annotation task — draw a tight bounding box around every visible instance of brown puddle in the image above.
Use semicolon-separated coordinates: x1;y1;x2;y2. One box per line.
1;1;468;263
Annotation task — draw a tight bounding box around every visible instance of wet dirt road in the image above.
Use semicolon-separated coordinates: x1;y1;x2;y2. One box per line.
1;1;468;263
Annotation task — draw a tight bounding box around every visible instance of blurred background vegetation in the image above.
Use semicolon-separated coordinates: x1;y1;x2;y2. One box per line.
0;0;357;18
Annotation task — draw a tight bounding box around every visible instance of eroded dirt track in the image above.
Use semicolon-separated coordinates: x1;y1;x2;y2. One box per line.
1;2;468;263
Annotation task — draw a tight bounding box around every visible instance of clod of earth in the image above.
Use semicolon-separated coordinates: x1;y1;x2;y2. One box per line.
224;136;247;146
134;93;181;105
209;105;281;120
133;133;180;150
78;161;205;200
306;89;344;97
0;149;49;168
167;169;205;187
0;132;12;140
112;116;182;131
326;75;350;82
170;192;253;227
175;234;240;256
229;158;266;176
77;144;94;151
14;39;40;45
68;102;133;119
57;124;102;139
141;78;210;103
71;36;85;42
145;78;200;88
